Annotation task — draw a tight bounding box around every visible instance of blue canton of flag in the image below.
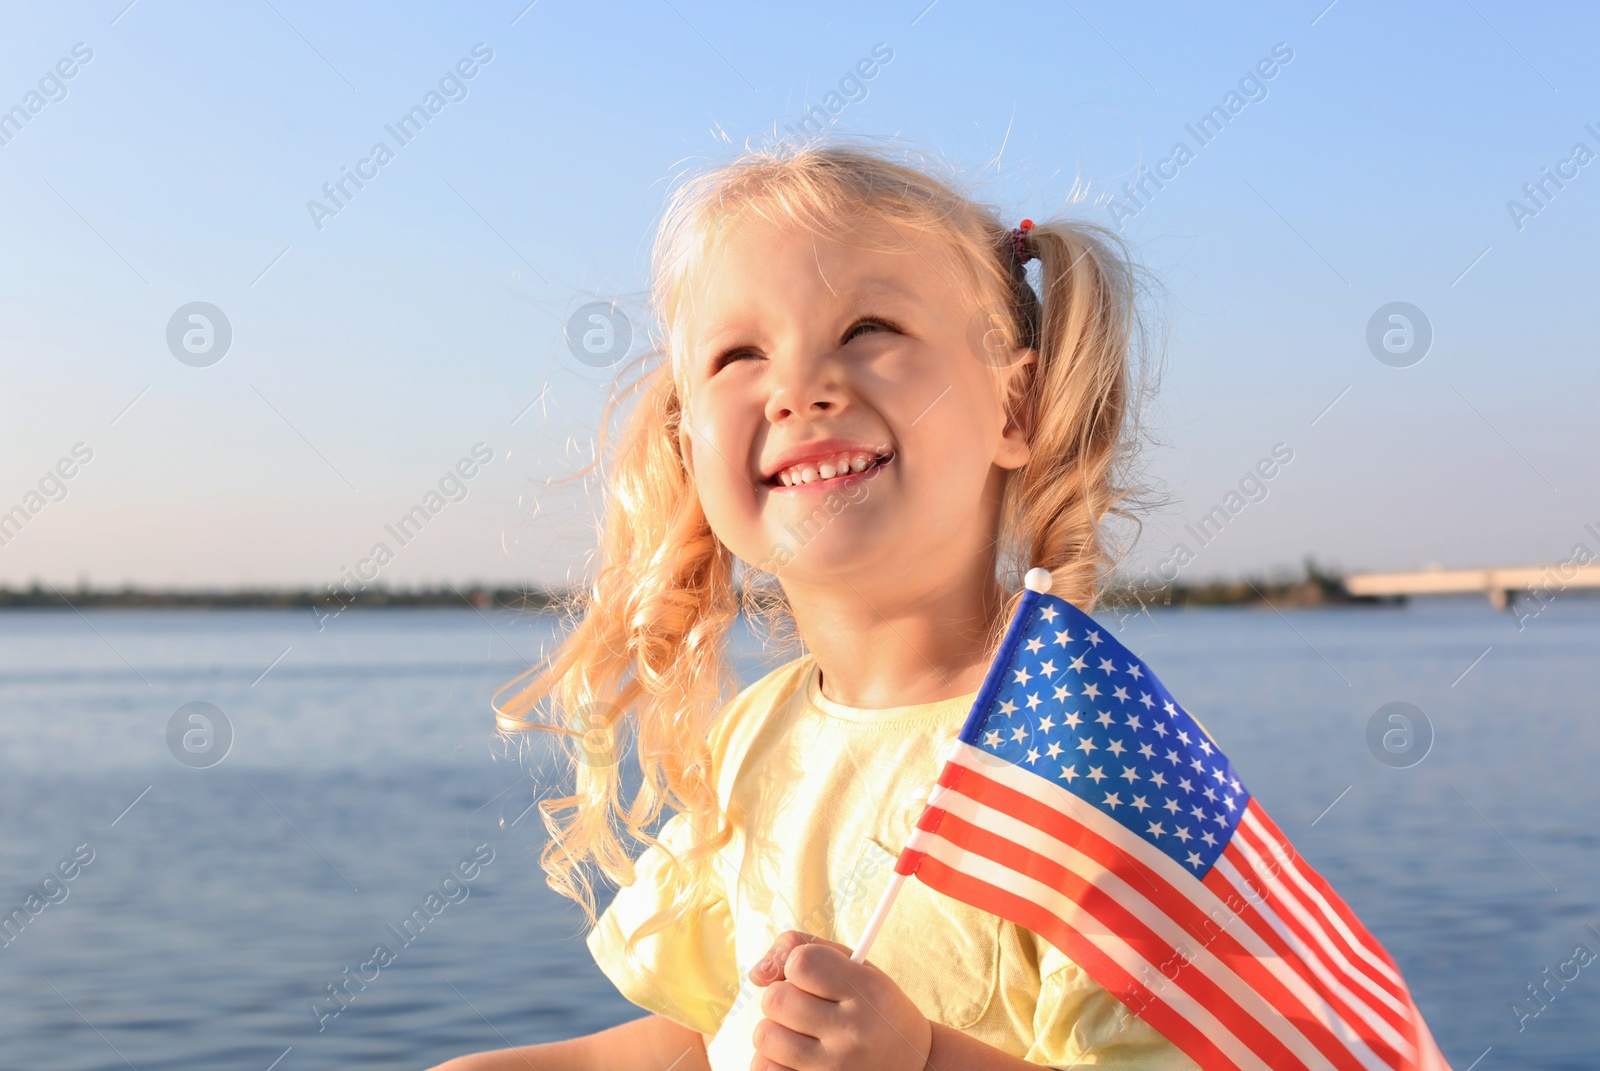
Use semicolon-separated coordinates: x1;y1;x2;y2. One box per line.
967;592;1249;875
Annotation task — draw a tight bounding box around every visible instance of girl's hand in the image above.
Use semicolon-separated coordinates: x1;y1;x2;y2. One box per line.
745;930;932;1071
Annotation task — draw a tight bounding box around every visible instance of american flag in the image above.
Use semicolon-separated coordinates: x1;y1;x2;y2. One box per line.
866;574;1452;1071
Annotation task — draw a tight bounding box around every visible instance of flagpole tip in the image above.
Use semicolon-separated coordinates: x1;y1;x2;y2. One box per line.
1024;567;1053;594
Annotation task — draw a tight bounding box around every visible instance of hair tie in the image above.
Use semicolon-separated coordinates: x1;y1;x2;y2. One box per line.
1009;218;1035;263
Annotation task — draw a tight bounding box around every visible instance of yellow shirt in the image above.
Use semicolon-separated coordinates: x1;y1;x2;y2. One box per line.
586;653;1201;1070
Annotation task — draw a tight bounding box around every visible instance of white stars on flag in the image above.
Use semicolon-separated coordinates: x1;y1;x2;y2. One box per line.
969;590;1250;874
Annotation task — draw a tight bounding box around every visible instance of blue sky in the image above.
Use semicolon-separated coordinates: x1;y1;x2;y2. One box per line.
1;0;1595;590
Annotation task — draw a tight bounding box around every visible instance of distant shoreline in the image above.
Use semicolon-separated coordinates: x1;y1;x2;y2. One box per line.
0;563;1407;611
0;584;565;611
8;560;1591;612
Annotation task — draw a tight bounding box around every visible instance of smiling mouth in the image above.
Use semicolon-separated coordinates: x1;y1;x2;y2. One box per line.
766;450;894;490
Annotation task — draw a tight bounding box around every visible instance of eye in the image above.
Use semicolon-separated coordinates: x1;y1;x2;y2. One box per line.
845;316;900;342
709;346;761;373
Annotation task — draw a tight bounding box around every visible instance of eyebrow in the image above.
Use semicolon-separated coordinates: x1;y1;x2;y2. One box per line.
694;277;924;350
837;276;924;304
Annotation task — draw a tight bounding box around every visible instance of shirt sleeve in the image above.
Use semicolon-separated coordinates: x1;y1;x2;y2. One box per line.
1024;947;1201;1070
585;810;738;1037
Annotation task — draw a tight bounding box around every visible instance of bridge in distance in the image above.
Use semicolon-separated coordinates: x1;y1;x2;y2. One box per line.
1344;562;1600;610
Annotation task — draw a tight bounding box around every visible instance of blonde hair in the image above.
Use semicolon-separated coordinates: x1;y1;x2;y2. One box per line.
492;137;1159;966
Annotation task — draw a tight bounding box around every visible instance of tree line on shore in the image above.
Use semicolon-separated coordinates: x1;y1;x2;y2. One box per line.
0;560;1399;610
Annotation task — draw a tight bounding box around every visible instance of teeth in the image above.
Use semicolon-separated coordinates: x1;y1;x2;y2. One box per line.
773;450;886;487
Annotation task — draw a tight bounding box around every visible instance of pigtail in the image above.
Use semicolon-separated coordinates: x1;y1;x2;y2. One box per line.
993;219;1155;642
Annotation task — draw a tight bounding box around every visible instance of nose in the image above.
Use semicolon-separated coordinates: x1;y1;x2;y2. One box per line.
763;348;846;424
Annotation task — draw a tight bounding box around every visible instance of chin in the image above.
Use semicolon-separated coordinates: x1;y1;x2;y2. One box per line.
760;539;882;583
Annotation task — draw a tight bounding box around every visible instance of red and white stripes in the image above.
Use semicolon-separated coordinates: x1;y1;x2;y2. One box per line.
884;743;1450;1071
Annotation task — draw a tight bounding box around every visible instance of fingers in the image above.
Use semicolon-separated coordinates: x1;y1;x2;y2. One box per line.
763;938;859;1003
759;977;840;1037
748;930;855;987
750;1055;796;1071
751;1014;823;1071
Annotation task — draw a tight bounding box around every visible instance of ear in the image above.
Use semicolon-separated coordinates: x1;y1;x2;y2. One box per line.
678;419;696;481
994;347;1037;470
672;382;698;483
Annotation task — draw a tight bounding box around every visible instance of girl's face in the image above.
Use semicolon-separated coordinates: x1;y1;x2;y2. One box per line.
679;217;1033;595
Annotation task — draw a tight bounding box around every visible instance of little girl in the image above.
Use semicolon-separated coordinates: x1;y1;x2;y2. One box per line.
433;139;1192;1070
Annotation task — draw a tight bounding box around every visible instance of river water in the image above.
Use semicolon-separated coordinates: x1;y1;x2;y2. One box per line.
0;600;1594;1069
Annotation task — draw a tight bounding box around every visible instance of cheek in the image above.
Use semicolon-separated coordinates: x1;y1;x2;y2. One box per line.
899;386;1002;491
684;397;760;531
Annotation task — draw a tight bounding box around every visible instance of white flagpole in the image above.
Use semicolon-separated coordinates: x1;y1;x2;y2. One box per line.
849;771;955;964
849;567;1055;964
850;873;906;964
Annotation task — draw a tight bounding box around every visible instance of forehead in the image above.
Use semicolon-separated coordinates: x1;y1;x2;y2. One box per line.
695;216;963;308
